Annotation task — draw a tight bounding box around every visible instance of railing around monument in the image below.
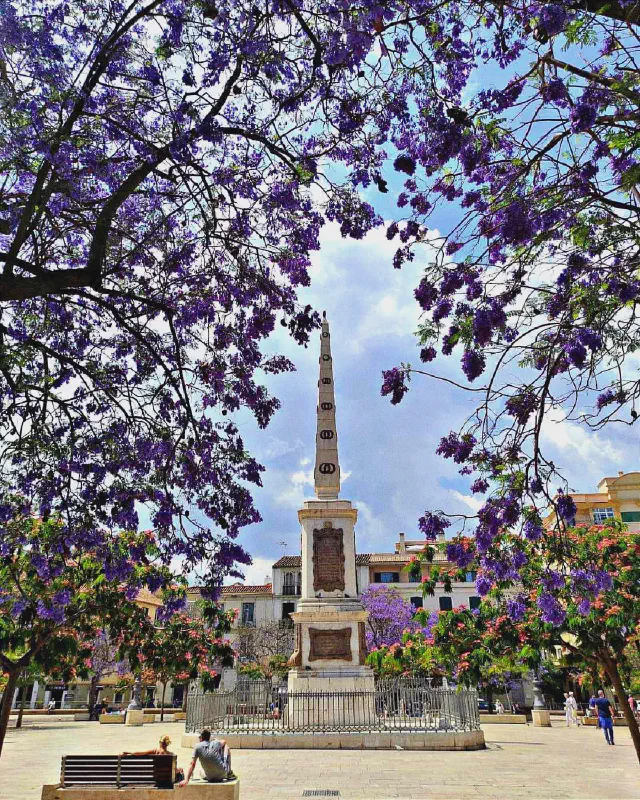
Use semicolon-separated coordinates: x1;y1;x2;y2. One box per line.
186;679;480;734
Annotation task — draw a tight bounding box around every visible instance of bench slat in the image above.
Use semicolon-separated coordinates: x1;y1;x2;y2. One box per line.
61;754;175;789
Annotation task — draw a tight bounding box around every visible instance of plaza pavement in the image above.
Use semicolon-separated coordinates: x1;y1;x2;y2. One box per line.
0;716;637;800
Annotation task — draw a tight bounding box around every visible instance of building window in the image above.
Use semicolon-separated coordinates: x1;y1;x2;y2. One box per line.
282;601;295;621
465;571;476;583
241;602;255;626
469;596;481;610
283;571;301;595
410;596;423;609
621;511;640;523
592;507;615;523
439;596;453;611
374;572;400;583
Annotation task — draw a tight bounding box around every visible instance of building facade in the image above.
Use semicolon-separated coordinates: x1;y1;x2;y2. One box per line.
544;471;640;530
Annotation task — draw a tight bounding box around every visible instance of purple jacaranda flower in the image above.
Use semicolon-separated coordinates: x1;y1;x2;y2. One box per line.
570;102;597;132
523;520;543;541
414;279;438;311
476;574;492;596
419;511;451;540
393;155;416;175
381;368;409;405
539;4;568;36
436;432;476;463
420;346;437;363
461;350;486;382
537;593;566;625
556;492;577;522
507;594;526;622
577;598;591;616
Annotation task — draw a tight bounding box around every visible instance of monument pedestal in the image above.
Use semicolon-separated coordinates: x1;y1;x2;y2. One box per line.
288;667;375;727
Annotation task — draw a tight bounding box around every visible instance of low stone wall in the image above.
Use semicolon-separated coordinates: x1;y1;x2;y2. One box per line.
99;714;125;724
42;781;239;800
10;709;79;716
181;730;484;751
479;714;527;724
583;716;628;727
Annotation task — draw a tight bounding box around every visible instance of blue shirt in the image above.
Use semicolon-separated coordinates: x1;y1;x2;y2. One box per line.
594;697;613;718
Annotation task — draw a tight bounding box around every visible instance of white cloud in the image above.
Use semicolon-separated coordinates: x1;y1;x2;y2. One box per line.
229;556;274;587
540;407;623;468
274;466;314;509
449;490;483;514
258;436;305;460
353;499;389;552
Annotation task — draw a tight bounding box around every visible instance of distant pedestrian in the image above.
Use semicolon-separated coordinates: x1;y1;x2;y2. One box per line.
593;690;615;745
47;699;56;714
568;692;579;726
628;695;637;714
564;693;572;726
495;700;505;714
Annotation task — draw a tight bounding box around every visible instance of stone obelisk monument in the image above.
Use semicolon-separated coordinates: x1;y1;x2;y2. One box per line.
287;313;374;719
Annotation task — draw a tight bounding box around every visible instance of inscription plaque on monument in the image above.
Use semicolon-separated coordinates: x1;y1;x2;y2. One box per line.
309;627;352;662
313;527;345;592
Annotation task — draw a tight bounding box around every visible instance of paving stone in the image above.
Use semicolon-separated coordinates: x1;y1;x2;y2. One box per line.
1;718;639;799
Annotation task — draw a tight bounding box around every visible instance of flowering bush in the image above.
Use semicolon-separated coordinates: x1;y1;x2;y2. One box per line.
135;604;235;718
372;523;640;762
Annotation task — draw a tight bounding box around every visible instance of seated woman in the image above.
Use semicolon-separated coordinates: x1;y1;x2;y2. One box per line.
121;734;184;783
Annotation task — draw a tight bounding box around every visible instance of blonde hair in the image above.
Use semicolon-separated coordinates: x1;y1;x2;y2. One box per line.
159;735;171;747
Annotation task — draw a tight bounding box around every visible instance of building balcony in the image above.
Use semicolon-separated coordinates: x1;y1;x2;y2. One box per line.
282;585;301;596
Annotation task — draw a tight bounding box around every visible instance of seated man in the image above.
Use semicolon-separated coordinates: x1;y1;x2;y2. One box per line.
178;729;235;786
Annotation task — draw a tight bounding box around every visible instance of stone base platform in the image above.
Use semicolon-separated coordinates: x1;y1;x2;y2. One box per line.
182;730;484;751
480;714;527;724
42;781;239;800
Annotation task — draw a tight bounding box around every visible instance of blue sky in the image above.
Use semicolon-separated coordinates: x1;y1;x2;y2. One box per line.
231;210;638;585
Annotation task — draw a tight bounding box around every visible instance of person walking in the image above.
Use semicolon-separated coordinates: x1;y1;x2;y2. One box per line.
563;693;573;727
593;690;615;745
567;692;579;726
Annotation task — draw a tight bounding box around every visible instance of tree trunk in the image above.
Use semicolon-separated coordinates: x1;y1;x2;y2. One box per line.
87;675;99;716
16;673;27;729
0;667;20;758
160;681;167;722
486;685;494;714
602;653;640;764
182;682;189;712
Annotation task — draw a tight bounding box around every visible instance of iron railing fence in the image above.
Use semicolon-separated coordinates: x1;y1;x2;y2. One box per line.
186;679;480;734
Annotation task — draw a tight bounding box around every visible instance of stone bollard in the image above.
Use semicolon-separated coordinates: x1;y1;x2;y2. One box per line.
125;709;145;726
532;709;551;727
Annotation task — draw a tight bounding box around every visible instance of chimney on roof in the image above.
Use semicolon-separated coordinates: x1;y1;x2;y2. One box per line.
396;533;406;554
618;470;624;477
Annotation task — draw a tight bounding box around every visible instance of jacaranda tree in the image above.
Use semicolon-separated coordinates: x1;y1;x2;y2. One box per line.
373;1;640;747
360;585;418;650
0;515;179;754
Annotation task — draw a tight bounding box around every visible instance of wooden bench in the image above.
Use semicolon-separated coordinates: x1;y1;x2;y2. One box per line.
60;754;175;789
